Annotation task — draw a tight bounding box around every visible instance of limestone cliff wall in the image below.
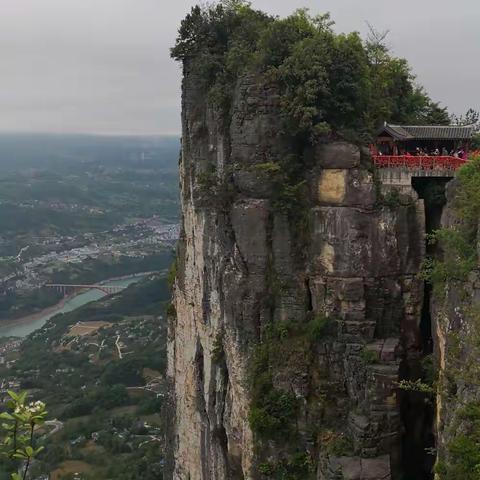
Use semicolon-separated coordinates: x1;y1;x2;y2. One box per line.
431;180;480;479
167;64;426;480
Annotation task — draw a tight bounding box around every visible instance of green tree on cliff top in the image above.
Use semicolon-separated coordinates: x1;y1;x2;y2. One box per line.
172;1;449;142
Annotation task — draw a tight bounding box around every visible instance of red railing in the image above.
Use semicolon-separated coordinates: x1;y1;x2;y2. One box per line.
373;155;467;171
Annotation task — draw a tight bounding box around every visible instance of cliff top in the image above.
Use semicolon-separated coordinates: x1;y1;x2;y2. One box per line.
172;0;449;144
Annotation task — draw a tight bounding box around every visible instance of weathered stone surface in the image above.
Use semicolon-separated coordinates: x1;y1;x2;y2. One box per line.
231;199;269;273
313;168;376;208
311;142;362;169
168;66;426;480
431;178;480;473
310;206;423;278
317;169;347;204
322;455;391;479
233;169;274;198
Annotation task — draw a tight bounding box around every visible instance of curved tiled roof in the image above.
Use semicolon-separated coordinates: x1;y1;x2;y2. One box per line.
379;124;475;140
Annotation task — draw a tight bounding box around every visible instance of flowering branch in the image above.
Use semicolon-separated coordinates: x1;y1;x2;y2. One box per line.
0;391;47;480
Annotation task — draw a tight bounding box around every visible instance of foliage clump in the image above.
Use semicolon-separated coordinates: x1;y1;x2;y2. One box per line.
248;342;298;439
421;155;480;291
248;314;334;442
258;452;315;479
306;313;330;341
172;0;446;141
422;156;480;477
211;332;225;363
377;187;414;208
453;154;480;223
360;347;379;365
435;307;480;479
61;384;130;419
421;229;476;291
398;378;435;395
325;432;354;457
250;158;308;233
0;391;47;480
436;401;480;480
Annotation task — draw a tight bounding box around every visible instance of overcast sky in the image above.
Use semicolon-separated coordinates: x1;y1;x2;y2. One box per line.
0;0;478;136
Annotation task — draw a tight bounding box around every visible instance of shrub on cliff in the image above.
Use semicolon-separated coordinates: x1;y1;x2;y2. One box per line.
422;228;476;292
454;154;480;224
172;1;447;141
422;155;480;290
248;340;300;439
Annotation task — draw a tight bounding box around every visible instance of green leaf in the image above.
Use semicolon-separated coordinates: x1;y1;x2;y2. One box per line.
17;391;27;404
7;391;19;401
35;446;45;455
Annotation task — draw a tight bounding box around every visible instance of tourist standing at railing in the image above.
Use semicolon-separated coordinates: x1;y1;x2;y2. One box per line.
442;147;448;156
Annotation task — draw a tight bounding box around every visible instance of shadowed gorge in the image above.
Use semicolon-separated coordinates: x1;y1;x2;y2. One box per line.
398;178;449;480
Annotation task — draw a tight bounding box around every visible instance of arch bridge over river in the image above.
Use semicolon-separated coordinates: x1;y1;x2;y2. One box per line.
0;274;150;338
45;283;125;296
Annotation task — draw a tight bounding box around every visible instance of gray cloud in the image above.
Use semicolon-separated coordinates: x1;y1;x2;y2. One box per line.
0;0;478;135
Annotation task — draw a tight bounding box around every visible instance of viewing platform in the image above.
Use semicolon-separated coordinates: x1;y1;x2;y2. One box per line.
373;124;473;190
373;155;466;177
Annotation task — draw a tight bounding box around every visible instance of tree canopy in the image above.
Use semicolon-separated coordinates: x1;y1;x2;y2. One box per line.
172;1;450;142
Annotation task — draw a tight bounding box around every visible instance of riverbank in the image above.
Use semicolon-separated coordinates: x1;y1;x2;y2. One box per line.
0;294;74;330
95;271;160;283
0;272;154;338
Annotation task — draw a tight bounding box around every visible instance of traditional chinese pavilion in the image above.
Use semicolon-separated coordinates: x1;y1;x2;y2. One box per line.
372;123;475;171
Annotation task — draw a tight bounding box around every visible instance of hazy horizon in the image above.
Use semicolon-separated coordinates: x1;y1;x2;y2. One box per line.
1;0;479;136
0;130;180;139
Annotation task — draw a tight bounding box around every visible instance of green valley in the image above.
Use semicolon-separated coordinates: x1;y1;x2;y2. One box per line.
0;274;171;480
0;134;180;322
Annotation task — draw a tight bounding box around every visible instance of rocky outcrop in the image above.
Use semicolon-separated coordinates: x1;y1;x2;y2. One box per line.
431;180;480;479
167;65;426;479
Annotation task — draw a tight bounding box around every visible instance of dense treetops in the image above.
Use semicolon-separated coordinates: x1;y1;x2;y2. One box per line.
172;0;449;142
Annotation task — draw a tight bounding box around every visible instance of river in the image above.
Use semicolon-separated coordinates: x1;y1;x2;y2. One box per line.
0;274;149;338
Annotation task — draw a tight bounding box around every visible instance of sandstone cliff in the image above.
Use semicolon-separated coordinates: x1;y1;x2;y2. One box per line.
166;61;430;479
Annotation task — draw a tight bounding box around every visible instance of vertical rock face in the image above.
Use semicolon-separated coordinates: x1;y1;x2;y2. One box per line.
167;65;426;479
431;180;480;478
